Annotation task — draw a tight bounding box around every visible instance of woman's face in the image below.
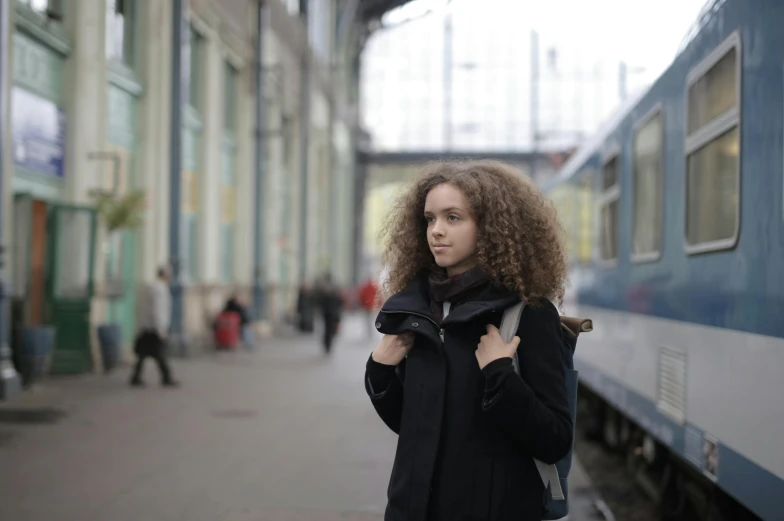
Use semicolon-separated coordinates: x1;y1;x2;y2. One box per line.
424;183;478;277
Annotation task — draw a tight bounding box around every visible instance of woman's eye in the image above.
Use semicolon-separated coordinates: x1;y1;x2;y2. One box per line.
448;215;459;221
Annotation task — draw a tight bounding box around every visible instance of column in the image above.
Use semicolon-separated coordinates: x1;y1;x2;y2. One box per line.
137;0;172;281
198;30;222;283
63;0;107;203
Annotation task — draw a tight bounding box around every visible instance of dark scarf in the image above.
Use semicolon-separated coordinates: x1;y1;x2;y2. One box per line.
428;267;489;323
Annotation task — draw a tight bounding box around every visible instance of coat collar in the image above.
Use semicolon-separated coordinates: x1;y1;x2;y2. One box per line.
381;270;521;326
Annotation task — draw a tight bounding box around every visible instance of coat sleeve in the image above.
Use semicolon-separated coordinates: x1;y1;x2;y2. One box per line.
365;354;406;435
480;301;573;464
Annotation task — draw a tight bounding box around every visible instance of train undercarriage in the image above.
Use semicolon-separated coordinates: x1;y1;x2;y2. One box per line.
577;386;761;521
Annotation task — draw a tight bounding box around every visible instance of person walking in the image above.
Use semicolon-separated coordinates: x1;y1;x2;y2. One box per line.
130;266;179;387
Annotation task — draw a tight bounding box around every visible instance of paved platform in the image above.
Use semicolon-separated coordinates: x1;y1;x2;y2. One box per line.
0;313;604;521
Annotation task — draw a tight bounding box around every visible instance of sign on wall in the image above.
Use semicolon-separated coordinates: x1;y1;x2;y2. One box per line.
12;87;66;179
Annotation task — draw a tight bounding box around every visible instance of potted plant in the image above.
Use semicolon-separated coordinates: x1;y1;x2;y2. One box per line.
16;322;56;388
90;188;146;373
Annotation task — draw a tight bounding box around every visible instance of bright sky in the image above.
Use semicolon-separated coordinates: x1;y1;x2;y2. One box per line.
383;0;709;80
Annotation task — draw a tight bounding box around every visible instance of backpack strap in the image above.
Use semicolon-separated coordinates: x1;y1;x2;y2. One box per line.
499;303;566;501
499;301;525;374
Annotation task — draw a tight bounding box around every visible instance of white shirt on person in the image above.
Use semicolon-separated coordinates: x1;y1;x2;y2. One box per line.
137;279;171;336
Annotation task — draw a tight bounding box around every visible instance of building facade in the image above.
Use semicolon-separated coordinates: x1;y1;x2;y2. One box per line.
2;0;360;378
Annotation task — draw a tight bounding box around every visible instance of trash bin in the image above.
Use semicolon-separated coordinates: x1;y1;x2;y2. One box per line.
19;325;56;387
97;323;122;373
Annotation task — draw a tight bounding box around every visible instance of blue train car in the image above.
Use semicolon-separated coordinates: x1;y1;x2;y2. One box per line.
543;1;784;519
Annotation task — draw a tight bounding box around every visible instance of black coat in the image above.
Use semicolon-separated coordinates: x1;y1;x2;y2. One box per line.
224;299;250;326
315;285;344;323
365;272;572;521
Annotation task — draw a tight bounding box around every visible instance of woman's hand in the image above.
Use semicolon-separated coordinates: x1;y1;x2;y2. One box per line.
372;333;415;366
476;324;520;369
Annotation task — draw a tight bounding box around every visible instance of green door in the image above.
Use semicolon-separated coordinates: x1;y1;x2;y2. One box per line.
46;204;97;375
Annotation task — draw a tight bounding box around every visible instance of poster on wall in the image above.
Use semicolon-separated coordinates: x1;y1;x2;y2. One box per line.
11;87;66;179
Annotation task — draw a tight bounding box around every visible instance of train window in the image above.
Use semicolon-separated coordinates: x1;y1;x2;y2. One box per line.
632;108;663;261
602;155;619;190
685;32;741;253
687;49;737;134
577;173;594;265
686;127;740;245
551;185;578;264
599;155;620;262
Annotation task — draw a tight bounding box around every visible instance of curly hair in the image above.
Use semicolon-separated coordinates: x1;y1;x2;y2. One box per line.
379;160;569;306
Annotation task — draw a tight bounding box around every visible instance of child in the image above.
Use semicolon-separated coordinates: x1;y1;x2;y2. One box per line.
365;160;572;521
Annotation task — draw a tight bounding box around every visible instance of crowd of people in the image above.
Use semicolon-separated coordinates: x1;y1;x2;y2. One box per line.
128;266;381;388
295;274;380;352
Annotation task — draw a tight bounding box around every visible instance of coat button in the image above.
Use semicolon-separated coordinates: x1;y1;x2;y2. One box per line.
412;322;419;327
375;322;381;329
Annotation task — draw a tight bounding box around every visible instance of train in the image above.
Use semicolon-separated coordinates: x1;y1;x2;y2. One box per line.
542;0;784;519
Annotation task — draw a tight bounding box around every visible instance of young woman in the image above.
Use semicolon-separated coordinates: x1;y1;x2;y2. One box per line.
365;160;572;521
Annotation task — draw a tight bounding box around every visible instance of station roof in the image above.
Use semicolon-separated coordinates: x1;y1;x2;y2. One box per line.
358;0;417;22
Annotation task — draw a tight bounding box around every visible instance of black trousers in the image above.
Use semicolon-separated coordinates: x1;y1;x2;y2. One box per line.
130;330;174;384
322;317;339;353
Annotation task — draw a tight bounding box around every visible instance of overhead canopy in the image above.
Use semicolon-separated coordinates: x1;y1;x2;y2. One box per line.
357;0;417;23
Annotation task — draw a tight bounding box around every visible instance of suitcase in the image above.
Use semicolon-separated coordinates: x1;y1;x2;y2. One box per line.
214;311;241;350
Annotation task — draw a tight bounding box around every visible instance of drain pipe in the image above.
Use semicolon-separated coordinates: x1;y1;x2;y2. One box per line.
252;0;267;320
168;0;189;356
297;0;311;284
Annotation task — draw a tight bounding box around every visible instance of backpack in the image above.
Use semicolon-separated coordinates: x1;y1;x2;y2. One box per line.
499;301;592;521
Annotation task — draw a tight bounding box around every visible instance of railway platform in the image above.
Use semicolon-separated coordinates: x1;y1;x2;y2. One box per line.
0;314;608;521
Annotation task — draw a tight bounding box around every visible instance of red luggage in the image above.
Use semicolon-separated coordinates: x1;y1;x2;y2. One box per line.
214;311;241;350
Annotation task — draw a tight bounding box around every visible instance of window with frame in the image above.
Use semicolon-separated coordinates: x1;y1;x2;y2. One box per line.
221;61;238;282
19;0;57;16
224;62;238;132
220;150;237;283
599;155;620;262
184;215;199;283
550;185;576;264
577;173;595;265
188;26;203;111
632;110;664;259
685;35;740;250
12;196;32;300
179;168;199;283
106;0;135;65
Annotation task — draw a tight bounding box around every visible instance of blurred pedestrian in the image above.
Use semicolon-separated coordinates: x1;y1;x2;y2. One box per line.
358;278;380;338
315;273;343;354
222;294;254;350
130;266;179;387
296;282;315;333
